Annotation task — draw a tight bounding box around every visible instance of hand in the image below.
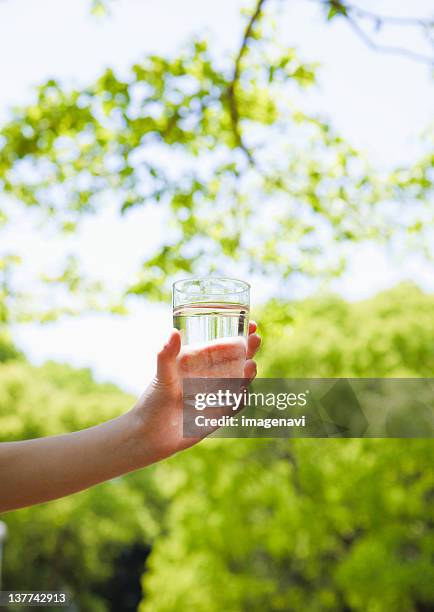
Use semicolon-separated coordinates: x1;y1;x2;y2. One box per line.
132;322;261;463
0;324;260;512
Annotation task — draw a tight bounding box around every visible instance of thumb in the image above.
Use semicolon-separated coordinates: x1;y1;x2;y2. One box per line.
156;329;181;383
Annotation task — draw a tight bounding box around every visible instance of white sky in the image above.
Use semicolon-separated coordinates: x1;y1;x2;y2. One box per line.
1;0;433;393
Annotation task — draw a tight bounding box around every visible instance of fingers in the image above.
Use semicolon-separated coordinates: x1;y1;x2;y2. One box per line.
247;321;261;359
178;336;246;378
157;329;182;383
243;359;257;382
247;333;261;359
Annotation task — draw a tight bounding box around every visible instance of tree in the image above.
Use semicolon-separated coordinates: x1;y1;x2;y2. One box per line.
0;1;432;319
256;281;434;377
1;2;433;608
1;286;433;611
139;284;434;611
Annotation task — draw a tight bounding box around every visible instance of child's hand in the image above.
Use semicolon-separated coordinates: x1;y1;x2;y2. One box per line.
132;322;261;463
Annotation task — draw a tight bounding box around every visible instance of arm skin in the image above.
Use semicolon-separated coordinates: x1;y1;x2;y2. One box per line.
0;322;261;513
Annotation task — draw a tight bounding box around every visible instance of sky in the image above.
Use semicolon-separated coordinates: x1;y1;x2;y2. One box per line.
1;0;433;393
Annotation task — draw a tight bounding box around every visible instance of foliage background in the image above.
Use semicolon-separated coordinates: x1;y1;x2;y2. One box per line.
0;0;433;610
1;284;434;611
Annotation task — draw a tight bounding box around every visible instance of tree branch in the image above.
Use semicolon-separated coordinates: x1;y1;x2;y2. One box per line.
345;14;434;66
345;2;433;29
317;0;434;65
227;0;268;164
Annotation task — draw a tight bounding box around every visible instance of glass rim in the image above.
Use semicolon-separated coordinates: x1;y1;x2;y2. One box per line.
172;276;250;296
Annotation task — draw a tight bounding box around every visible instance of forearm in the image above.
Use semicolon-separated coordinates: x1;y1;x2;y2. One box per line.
0;327;260;513
0;411;149;513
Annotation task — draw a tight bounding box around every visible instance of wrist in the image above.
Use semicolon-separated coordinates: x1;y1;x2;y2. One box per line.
125;406;162;469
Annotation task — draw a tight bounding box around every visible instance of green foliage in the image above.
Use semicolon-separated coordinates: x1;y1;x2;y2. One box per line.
1;284;434;610
141;439;433;612
325;1;348;21
0;331;21;363
256;282;434;377
0;276;22;360
0;360;161;611
90;0;115;18
0;2;432;314
0;1;433;608
139;283;434;611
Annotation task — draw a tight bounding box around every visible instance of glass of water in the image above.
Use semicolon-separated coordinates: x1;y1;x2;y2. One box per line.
173;277;250;346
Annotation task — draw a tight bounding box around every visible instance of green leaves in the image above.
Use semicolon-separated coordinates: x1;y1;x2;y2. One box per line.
2;283;434;610
0;6;433;319
138;284;434;611
325;1;348;21
90;0;114;18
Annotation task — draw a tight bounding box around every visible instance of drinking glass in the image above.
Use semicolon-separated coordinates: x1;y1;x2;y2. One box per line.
172;277;250;346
